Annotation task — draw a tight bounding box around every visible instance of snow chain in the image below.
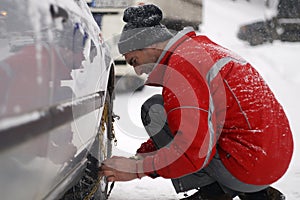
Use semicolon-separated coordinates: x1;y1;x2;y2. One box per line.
83;176;115;200
83;178;101;200
101;98;117;148
83;97;117;200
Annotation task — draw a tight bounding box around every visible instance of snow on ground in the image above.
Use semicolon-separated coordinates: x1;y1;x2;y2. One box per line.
108;0;300;199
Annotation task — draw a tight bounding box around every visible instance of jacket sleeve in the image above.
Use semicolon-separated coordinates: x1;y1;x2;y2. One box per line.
143;59;216;178
136;139;157;156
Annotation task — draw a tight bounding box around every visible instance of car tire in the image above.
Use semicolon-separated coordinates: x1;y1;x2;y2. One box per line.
60;88;114;200
94;89;114;200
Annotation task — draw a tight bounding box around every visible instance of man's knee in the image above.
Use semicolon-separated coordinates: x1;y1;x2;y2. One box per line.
141;94;164;126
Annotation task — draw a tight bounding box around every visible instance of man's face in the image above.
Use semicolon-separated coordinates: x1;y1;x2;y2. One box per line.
124;48;159;76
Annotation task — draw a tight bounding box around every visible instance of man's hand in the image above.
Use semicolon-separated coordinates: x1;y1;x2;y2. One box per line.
99;156;145;182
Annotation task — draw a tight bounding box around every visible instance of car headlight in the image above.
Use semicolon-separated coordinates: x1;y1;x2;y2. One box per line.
0;10;7;17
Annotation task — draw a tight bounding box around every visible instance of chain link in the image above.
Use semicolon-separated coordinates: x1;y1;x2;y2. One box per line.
83;98;117;199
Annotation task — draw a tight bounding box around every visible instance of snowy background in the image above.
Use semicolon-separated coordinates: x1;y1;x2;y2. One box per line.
107;0;300;199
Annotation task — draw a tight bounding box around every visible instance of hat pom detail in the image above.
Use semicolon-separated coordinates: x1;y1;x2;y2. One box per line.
123;4;163;27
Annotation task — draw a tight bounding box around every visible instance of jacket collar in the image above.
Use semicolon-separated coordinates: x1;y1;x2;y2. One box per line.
145;27;196;86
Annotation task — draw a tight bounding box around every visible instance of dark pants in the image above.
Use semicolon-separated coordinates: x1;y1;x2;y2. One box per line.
141;95;268;195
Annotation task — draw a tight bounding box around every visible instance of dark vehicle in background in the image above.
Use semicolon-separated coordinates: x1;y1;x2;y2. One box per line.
0;0;115;199
237;0;300;45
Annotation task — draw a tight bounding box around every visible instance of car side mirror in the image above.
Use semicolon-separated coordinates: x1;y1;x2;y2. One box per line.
50;4;68;23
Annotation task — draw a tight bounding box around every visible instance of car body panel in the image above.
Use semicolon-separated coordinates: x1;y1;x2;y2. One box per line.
0;0;113;199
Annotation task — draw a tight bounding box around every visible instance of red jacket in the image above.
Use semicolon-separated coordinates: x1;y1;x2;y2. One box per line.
140;28;293;185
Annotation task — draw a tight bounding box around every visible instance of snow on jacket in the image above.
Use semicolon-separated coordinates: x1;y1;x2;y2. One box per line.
141;27;293;185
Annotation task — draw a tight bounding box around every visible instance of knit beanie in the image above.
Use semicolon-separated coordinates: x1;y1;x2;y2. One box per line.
118;4;174;54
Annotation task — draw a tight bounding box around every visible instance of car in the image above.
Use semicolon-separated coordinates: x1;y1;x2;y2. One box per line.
237;0;300;46
87;0;202;93
237;19;278;46
0;10;7;38
8;32;35;52
136;0;203;31
237;17;300;46
87;0;145;93
0;0;115;200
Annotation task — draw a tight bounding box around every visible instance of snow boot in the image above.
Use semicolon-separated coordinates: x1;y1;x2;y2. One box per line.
180;182;232;200
238;186;286;200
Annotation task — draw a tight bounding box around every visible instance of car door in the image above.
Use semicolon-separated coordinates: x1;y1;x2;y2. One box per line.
0;0;58;199
0;0;114;199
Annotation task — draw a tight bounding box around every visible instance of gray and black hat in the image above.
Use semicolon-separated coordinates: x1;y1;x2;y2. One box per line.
118;4;174;54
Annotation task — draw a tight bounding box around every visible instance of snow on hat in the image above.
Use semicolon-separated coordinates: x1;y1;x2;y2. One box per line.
118;4;174;54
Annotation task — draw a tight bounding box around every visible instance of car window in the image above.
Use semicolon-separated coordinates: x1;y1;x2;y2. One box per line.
51;0;112;99
1;1;32;54
0;0;53;119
